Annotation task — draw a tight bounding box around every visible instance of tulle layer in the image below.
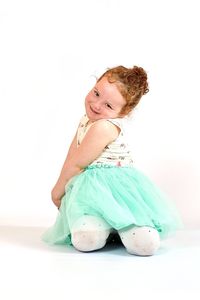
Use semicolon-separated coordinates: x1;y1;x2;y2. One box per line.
42;165;182;245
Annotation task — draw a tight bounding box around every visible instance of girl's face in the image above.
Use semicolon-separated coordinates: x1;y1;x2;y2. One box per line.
85;77;126;122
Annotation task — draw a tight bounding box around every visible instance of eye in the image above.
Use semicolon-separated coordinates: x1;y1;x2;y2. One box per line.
106;103;113;109
94;90;100;97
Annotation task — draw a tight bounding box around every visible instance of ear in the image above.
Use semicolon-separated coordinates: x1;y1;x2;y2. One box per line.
118;108;130;118
118;112;126;118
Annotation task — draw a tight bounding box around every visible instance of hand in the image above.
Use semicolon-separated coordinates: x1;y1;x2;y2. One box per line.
51;195;61;209
51;183;65;209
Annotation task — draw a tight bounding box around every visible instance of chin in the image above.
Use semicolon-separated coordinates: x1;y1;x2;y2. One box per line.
87;114;101;122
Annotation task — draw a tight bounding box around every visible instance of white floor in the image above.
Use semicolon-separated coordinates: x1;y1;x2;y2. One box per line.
1;221;200;300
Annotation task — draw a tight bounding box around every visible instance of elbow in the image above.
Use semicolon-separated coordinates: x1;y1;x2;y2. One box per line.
66;160;85;172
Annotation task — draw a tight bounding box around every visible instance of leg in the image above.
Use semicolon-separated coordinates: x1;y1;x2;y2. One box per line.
118;226;160;256
71;215;111;252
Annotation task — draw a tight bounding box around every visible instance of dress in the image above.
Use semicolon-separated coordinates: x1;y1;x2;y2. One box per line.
42;114;182;245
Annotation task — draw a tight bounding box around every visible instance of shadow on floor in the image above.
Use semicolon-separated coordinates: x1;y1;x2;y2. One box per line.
0;225;126;255
1;225;198;257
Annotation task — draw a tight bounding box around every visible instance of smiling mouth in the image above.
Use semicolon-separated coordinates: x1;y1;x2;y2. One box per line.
90;106;100;114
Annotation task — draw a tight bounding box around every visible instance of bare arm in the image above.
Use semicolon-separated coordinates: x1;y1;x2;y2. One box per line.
51;119;119;208
61;131;78;169
51;131;78;208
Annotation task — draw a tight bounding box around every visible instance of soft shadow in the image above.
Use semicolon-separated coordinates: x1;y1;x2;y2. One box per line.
1;226;193;257
0;225;75;253
0;225;127;256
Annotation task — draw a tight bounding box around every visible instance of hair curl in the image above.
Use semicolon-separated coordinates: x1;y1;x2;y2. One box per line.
98;65;149;115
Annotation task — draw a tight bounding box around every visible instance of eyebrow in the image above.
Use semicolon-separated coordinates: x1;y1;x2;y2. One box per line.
94;87;100;93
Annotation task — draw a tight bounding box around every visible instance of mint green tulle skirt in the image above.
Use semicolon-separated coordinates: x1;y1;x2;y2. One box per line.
42;165;182;245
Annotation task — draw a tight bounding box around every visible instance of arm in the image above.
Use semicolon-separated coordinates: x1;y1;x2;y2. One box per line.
51;119;120;208
51;131;78;208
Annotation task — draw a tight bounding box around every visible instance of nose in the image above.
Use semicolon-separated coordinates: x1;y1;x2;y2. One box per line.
93;102;101;112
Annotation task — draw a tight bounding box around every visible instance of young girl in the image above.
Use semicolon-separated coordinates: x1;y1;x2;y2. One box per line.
43;65;182;256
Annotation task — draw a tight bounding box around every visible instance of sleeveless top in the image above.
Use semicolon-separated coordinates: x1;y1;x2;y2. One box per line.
77;114;134;167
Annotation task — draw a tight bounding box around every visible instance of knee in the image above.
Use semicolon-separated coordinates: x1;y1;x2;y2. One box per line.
119;226;160;256
71;230;109;252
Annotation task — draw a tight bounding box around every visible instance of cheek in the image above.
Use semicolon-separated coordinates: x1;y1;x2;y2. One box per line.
85;92;93;104
85;94;90;105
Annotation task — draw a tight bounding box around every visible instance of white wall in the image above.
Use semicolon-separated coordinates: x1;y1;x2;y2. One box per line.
0;0;199;228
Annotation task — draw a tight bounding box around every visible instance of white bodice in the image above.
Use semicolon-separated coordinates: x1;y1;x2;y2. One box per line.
77;114;134;167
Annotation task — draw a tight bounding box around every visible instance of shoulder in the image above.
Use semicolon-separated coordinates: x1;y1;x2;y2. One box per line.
88;119;120;142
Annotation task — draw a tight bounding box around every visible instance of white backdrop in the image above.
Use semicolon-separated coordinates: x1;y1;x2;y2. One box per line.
0;0;199;228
